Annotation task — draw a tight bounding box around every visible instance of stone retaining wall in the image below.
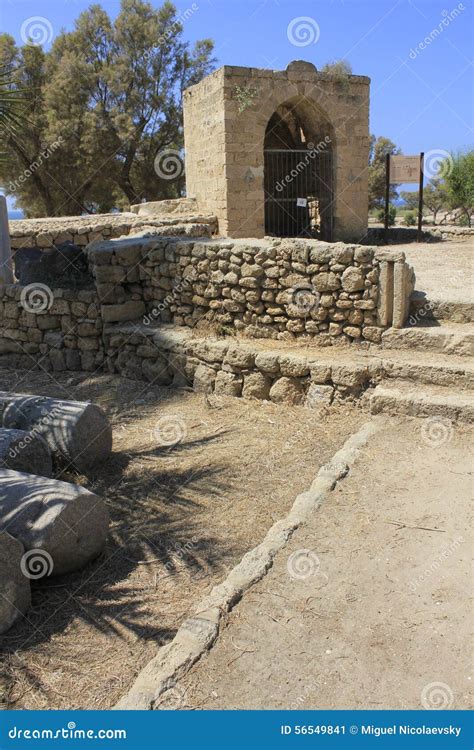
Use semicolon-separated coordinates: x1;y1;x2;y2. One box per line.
9;212;217;254
87;236;413;343
0;234;414;373
104;325;377;405
0;285;103;373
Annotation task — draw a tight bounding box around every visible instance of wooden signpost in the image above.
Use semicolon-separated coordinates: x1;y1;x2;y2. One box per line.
384;153;424;242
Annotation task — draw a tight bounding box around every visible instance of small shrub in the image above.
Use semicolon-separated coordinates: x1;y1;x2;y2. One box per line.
233;85;257;113
404;211;416;226
376;204;397;226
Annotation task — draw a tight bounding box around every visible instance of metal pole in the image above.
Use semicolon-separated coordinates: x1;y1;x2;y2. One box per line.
0;196;14;285
417;151;424;242
384;153;390;243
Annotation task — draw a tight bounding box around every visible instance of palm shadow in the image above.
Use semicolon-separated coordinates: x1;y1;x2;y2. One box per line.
0;393;238;706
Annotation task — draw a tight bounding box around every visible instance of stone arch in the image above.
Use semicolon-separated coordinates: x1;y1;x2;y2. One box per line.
261;95;335;239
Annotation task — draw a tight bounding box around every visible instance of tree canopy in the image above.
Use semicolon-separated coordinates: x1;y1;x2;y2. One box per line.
368;135;400;210
0;0;215;216
445;151;474;226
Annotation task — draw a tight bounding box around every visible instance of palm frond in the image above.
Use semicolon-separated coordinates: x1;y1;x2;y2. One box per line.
0;68;25;134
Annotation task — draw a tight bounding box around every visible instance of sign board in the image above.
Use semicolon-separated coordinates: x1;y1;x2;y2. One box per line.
384;152;424;242
389;155;419;184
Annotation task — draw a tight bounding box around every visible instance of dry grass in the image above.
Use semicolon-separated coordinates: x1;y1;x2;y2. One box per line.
0;368;364;709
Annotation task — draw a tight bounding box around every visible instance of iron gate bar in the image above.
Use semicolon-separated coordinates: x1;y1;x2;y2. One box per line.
263;148;333;240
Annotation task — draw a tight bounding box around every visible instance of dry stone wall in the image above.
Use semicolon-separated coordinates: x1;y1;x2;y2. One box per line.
0;233;414;375
0;286;103;373
9;209;217;254
87;236;412;343
104;325;378;405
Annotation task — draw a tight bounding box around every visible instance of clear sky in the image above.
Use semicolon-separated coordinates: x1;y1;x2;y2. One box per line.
1;0;473;211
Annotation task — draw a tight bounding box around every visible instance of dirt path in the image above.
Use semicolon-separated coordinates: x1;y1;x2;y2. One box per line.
402;239;473;306
0;369;363;709
179;416;473;710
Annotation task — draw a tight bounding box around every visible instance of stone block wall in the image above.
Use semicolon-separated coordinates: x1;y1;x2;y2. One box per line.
0;234;413;374
86;236;411;343
0;286;103;373
184;62;370;241
9;212;217;256
103;326;379;405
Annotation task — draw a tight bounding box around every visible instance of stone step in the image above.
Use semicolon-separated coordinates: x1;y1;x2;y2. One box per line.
381;323;474;357
410;291;474;324
379;351;474;390
369;379;474;423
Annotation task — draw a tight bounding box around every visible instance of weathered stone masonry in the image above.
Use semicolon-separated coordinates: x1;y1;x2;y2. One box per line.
0;235;414;390
183;63;370;241
85;235;412;342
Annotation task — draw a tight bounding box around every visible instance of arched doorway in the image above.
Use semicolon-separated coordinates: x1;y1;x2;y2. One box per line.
263;98;334;240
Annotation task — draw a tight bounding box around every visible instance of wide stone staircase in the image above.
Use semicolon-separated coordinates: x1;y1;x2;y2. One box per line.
111;298;474;424
369;286;473;421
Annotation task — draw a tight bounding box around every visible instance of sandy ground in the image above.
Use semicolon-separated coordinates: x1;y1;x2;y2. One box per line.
179;416;473;710
0;368;364;709
402;239;473;306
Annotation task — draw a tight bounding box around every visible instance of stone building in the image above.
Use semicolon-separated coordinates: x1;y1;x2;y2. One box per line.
183;61;370;242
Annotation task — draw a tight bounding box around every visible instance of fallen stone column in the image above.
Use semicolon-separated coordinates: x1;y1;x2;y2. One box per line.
0;428;53;477
0;469;109;575
0;530;31;635
0;393;112;474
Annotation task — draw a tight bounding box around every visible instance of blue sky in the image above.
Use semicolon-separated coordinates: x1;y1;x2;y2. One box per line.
2;0;473;212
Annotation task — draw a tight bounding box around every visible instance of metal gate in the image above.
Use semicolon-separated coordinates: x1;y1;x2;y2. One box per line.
264;149;333;240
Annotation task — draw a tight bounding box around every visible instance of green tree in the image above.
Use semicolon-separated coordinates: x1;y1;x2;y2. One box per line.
423;178;449;225
445;151;474;227
400;190;418;211
376;203;396;226
368;136;400;210
0;0;215;217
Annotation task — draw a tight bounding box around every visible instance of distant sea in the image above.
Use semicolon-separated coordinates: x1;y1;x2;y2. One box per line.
8;209;24;220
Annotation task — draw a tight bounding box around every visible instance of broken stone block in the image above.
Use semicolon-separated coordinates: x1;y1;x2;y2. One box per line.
214;370;243;397
0;470;109;576
0;428;53;476
0;531;31;635
269;377;305;405
0;393;112;474
242;372;271;400
341;266;365;292
193;364;216;393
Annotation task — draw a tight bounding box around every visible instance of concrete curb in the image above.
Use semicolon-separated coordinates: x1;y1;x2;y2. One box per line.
114;418;382;710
